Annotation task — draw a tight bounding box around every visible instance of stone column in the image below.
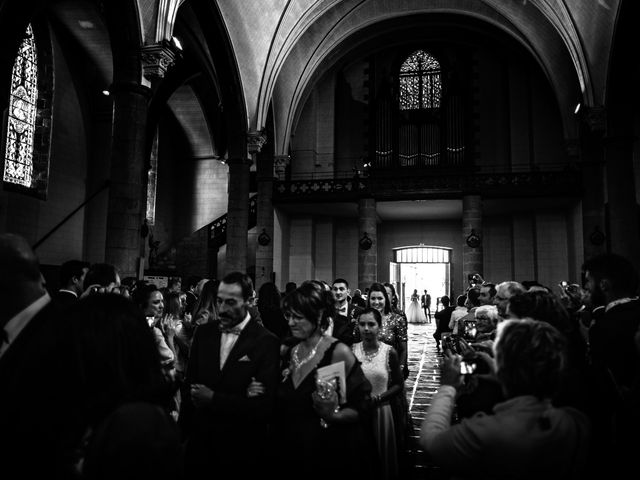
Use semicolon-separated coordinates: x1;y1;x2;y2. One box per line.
104;82;152;278
255;152;274;291
578;110;607;262
462;194;483;285
604;135;640;267
225;156;252;274
358;198;377;290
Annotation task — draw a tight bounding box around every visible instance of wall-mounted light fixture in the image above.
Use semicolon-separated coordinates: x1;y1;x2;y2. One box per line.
466;229;481;248
258;229;271;246
359;232;373;250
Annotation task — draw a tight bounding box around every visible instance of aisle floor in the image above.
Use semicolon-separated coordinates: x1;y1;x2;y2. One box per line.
404;321;448;479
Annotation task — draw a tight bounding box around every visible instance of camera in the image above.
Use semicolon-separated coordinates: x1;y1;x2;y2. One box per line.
463;320;477;340
460;360;477;375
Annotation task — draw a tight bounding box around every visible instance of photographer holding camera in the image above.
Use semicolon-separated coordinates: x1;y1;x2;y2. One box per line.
420;319;590;479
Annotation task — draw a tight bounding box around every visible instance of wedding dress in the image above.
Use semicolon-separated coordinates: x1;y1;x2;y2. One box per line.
406;294;427;323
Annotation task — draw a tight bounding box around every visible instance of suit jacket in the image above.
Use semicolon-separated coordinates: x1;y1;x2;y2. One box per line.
421;294;431;307
333;303;362;346
0;301;77;479
51;289;78;310
181;318;280;474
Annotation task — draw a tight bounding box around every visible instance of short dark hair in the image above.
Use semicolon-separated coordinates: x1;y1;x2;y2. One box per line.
85;263;119;288
368;282;392;314
285;282;297;293
221;271;254;301
440;295;451;307
456;294;467;307
184;275;202;290
332;278;349;288
357;307;382;326
481;283;497;298
59;260;89;286
466;286;481;306
582;253;639;297
132;283;160;311
168;277;181;288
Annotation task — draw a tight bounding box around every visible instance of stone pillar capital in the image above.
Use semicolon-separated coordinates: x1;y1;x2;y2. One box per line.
247;131;267;154
274;154;290;179
140;41;178;81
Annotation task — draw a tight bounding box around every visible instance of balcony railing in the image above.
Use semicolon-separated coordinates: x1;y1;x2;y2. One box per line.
274;163;582;202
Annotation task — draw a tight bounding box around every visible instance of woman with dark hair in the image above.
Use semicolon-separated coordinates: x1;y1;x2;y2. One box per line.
257;281;289;339
369;283;408;378
255;280;376;478
353;307;404;479
192;279;219;326
132;284;176;377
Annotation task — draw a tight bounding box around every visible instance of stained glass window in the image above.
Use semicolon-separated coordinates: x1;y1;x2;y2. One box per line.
4;25;38;187
146;131;159;225
399;50;441;110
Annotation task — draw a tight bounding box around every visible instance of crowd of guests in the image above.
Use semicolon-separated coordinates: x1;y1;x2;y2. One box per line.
420;261;640;478
2;230;640;478
0;234;415;479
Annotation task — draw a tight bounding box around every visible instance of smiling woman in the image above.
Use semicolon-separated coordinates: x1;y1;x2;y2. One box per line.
272;281;378;479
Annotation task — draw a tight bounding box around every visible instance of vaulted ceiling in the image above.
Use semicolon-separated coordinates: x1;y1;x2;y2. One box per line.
214;0;620;153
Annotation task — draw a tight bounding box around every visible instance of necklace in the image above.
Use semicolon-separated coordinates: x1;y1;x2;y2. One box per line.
362;343;380;362
292;335;323;370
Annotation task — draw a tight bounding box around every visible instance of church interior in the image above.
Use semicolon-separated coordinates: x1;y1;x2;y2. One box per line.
0;0;638;299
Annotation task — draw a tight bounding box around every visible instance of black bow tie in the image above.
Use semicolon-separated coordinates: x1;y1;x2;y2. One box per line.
219;325;242;335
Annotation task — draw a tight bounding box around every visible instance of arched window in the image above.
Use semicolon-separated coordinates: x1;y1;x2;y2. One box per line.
399;50;441;110
4;25;38;187
3;23;53;198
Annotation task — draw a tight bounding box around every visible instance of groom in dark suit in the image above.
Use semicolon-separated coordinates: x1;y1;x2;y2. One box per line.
181;271;280;477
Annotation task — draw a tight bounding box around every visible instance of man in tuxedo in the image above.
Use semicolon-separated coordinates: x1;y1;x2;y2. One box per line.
181;271;280;477
331;278;361;345
52;259;89;309
421;289;432;323
0;234;76;478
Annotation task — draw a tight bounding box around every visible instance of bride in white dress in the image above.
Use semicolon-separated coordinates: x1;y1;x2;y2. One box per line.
406;289;427;323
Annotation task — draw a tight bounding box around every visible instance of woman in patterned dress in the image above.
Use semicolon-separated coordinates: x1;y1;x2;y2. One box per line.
368;283;408;374
353;307;404;479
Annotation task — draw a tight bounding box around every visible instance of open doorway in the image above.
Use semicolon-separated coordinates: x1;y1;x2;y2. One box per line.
390;246;451;311
400;263;449;308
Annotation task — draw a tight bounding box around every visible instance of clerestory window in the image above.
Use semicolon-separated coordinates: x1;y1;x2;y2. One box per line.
3;23;53;198
399;50;441;110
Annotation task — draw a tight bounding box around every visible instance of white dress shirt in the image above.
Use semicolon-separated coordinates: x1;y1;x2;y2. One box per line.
220;313;251;369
